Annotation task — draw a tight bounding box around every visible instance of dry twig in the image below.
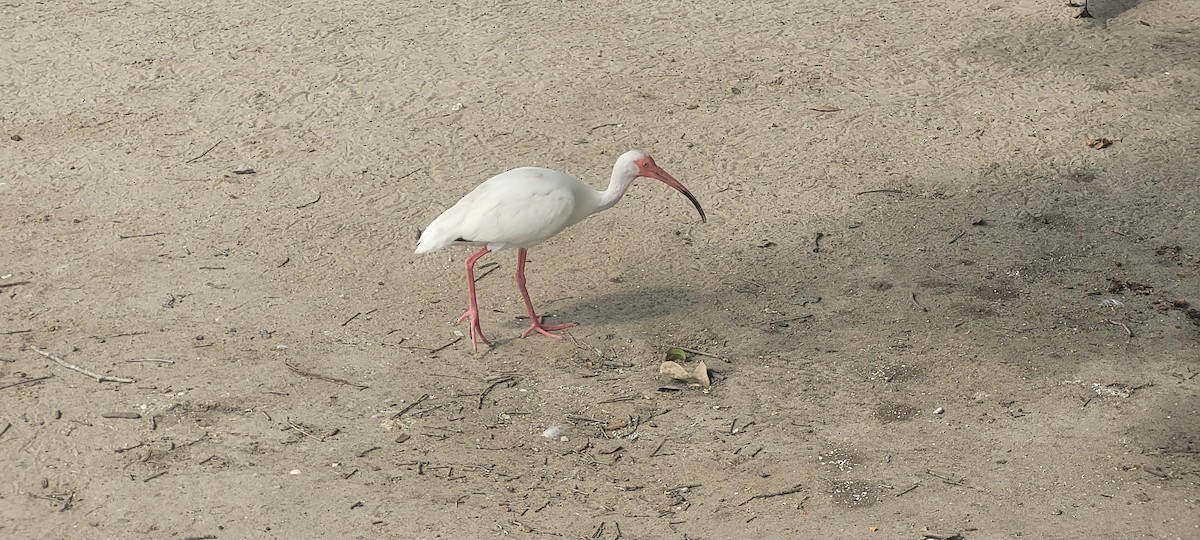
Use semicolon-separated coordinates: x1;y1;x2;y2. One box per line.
738;483;804;506
284;361;368;390
185;140;222;163
478;376;515;410
31;347;133;383
0;375;53;391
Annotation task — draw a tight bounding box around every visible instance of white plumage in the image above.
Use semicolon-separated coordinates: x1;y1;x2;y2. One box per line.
416;149;706;351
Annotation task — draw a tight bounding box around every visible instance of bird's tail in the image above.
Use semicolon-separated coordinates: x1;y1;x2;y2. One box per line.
414;226;454;254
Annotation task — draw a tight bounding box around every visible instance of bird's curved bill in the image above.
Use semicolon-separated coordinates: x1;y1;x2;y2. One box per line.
643;166;707;223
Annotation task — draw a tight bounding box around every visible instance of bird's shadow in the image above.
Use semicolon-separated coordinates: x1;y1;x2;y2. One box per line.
540;285;711;327
1075;0;1142;23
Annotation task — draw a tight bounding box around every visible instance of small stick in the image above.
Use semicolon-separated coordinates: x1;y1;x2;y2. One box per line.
768;314;812;326
737;483;804;506
566;415;606;424
0;375;54;391
613;521;623;540
0;422;10;440
101;412;142;419
591;522;606;539
895;483;920;497
284;361;368;390
597;395;636;404
357;446;381;458
1109;320;1132;341
295;192;322;209
478;376;515;410
855;188;904;196
184;139;222;163
118;232;165;239
947;230;967;244
589;122;622;132
391;393;430;419
675;346;722;359
109;331;147;338
649;438;667;457
142;471;168;483
31;347;134;383
926;469;965;485
0;329;32;335
396;167;423;181
340;308;376;327
429;336;462;355
0;281;31;289
911;292;928;312
288;421;324;442
812;231;824;253
125;358;175;364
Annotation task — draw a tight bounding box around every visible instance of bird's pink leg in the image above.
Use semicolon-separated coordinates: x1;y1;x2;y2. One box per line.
457;246;492;351
515;248;577;339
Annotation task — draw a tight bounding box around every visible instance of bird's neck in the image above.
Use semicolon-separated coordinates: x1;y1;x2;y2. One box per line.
597;170;637;211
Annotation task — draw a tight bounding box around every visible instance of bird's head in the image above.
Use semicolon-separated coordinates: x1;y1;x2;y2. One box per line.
617;149;706;223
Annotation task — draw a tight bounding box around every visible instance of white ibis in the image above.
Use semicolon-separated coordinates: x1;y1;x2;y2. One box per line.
415;149;706;351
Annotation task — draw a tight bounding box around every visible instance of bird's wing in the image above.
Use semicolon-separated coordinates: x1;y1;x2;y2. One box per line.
416;168;579;252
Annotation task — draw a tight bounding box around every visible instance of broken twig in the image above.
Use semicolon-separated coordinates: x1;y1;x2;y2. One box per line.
1109;320;1133;341
31;347;134;383
118;232;165;239
284;361;368;390
428;336;462;355
0;375;54;391
295;193;322;209
738;483;804;506
855;189;904;196
478;376;515;410
184;140;222;163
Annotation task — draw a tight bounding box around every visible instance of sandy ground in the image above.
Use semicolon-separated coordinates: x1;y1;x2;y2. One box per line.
2;0;1199;538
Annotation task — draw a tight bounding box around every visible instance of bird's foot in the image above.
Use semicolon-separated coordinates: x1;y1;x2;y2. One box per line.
521;318;577;340
456;309;491;351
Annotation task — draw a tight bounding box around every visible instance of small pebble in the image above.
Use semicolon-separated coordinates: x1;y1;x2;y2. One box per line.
289;469;301;475
10;134;22;141
932;407;945;415
233;164;255;174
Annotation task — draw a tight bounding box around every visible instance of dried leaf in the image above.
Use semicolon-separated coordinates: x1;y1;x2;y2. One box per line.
1087;138;1112;150
693;361;711;389
659;361;691;381
665;347;687;362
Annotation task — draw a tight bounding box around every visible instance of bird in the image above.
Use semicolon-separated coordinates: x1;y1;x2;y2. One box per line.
415;149;706;351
